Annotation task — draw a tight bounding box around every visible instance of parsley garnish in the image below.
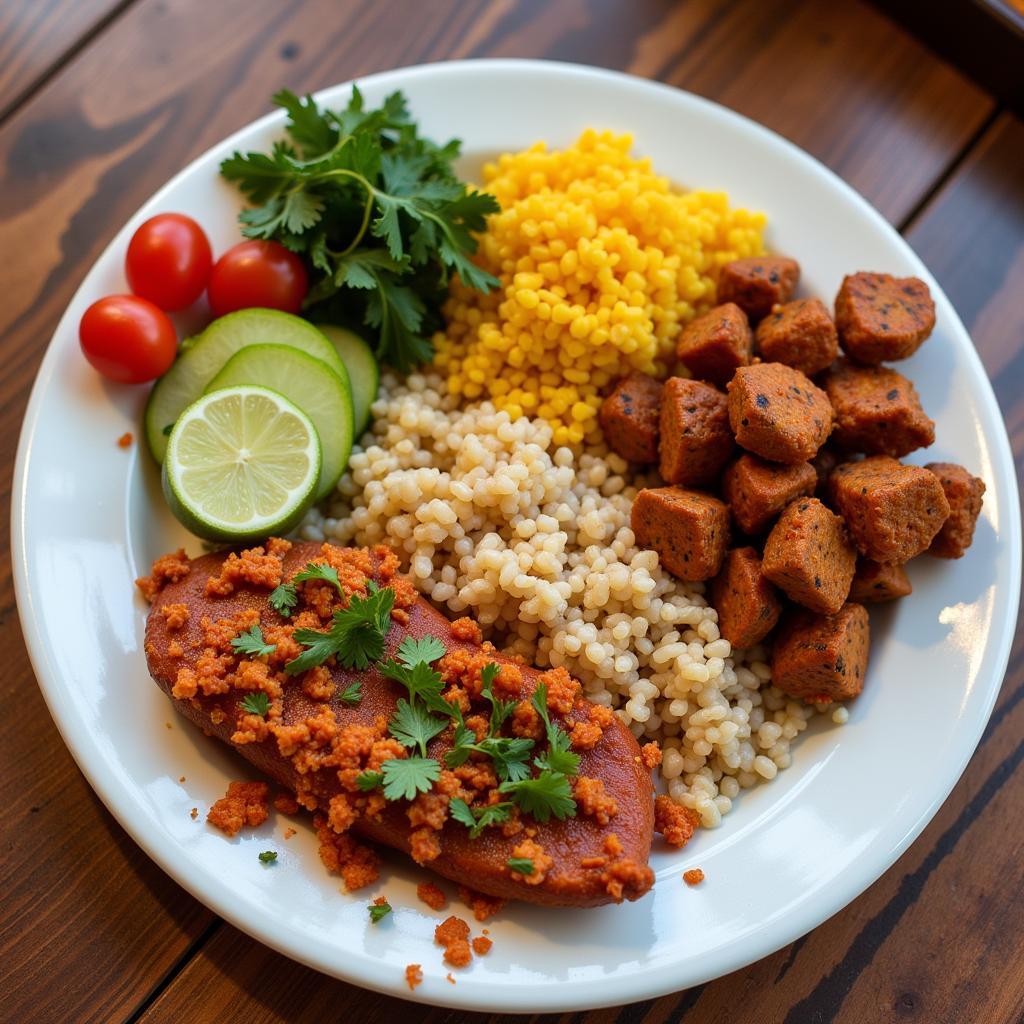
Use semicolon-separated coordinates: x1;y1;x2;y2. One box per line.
507;857;534;875
530;683;582;777
269;582;298;618
220;87;500;371
381;756;441;801
292;561;344;594
389;698;449;757
258;850;278;864
286;582;394;674
340;681;362;705
499;770;577;823
368;900;392;923
231;625;276;658
449;797;513;839
397;634;446;668
444;710;534;783
355;770;383;791
240;691;270;717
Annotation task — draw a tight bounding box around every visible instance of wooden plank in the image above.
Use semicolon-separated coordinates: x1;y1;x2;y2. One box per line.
0;0;1008;1022
0;0;133;121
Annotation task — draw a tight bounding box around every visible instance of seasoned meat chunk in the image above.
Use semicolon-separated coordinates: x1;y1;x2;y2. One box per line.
829;456;950;562
755;298;838;376
675;303;752;388
849;559;912;603
722;454;817;534
599;373;663;463
925;462;986;558
718;256;800;321
727;363;833;464
824;359;934;457
771;603;870;702
658;378;733;487
708;547;782;649
762;498;856;614
835;272;936;364
631;487;729;581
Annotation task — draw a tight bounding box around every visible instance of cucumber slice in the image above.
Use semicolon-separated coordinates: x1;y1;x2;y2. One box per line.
144;309;347;463
316;325;380;435
206;345;354;501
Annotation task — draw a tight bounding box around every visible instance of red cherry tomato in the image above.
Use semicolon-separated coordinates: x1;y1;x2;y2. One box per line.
125;213;212;311
79;295;177;383
207;240;308;317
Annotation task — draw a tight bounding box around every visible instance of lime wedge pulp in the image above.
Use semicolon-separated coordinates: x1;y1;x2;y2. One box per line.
163;385;322;543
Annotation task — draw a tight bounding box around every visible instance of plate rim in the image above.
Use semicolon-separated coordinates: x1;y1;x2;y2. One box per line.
11;57;1022;1012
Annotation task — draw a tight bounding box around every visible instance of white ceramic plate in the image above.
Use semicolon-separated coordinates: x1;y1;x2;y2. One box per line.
13;60;1020;1013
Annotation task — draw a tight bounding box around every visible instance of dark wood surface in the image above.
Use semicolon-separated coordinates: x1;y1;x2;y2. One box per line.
0;2;1020;1022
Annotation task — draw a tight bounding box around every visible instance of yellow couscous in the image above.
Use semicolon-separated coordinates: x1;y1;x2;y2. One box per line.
433;129;766;446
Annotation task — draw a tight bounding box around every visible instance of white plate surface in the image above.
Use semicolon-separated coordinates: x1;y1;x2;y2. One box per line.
12;60;1021;1013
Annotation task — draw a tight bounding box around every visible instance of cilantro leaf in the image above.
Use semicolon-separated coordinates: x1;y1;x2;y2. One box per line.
397;634;446;669
258;850;278;864
389;698;448;757
292;562;343;594
380;756;440;801
355;770;383;791
499;771;577;823
481;737;535;783
448;797;513;839
368;900;392;923
507;857;534;875
530;683;581;777
231;625;276;658
269;582;298;618
340;681;362;705
481;663;514;738
286;583;394;674
379;658;449;715
240;691;270;717
273;89;338;157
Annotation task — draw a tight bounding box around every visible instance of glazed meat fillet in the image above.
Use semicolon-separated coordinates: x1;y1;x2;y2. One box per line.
141;540;656;908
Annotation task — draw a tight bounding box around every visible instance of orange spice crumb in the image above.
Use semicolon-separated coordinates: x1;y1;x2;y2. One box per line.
510;838;554;885
135;549;191;603
314;814;379;891
207;781;269;837
458;886;505;922
190;807;198;820
160;603;190;630
683;868;705;886
655;795;700;849
274;792;300;815
283;827;297;840
450;617;483;645
178;775;186;783
575;776;619;824
435;915;473;968
471;936;492;956
641;741;663;770
205;545;283;597
417;881;448;911
446;972;456;984
405;964;423;991
569;719;603;750
117;431;133;448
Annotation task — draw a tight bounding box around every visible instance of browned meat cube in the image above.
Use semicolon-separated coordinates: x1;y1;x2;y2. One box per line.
722;454;817;534
675;303;752;387
599;373;663;463
762;498;856;614
755;298;838;376
718;256;800;321
925;462;986;558
771;603;870;702
835;272;936;364
630;487;729;581
658;378;734;486
849;559;912;603
823;359;934;457
727;362;833;464
829;456;950;562
708;547;782;649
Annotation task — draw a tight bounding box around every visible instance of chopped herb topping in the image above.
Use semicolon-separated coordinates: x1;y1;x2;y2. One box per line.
286;582;394;674
355;770;384;791
507;857;534;875
340;681;362;705
269;582;298;618
389;698;449;757
397;634;446;668
240;691;271;717
381;756;441;801
499;770;577;823
231;624;276;658
368;900;392;923
530;682;581;777
449;797;513;839
258;850;278;864
292;561;344;594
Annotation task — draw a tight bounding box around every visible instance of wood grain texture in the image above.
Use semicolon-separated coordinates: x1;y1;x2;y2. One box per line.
0;0;1018;1022
0;0;133;121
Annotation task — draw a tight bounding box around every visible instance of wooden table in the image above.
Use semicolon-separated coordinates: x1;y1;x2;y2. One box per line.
2;2;1021;1021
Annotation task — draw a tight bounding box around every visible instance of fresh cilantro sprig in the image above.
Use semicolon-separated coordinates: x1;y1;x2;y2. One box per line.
286;582;394;675
499;770;577;823
389;698;449;757
507;857;534;875
530;682;582;777
258;850;278;865
220;87;500;370
368;900;392;923
231;625;276;658
269;582;298;618
240;691;270;717
340;681;362;705
381;756;440;801
449;798;513;839
292;562;343;594
444;706;534;783
269;562;345;619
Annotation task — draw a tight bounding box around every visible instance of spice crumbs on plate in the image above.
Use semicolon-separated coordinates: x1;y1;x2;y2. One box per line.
117;431;132;448
458;885;505;922
472;936;492;956
178;775;186;783
273;791;300;814
435;916;473;968
446;973;456;985
405;964;422;991
417;881;447;911
190;808;198;820
683;868;705;886
283;827;297;840
207;781;269;837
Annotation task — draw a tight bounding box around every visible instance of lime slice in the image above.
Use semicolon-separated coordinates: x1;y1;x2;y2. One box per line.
315;325;380;435
206;344;354;501
163;385;321;543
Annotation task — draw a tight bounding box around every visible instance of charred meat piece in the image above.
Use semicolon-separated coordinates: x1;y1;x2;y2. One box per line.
675;303;752;387
598;373;664;464
755;298;838;377
849;558;912;603
722;454;817;534
835;272;935;364
925;462;985;558
630;486;729;582
658;377;734;487
718;256;800;322
708;547;782;649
